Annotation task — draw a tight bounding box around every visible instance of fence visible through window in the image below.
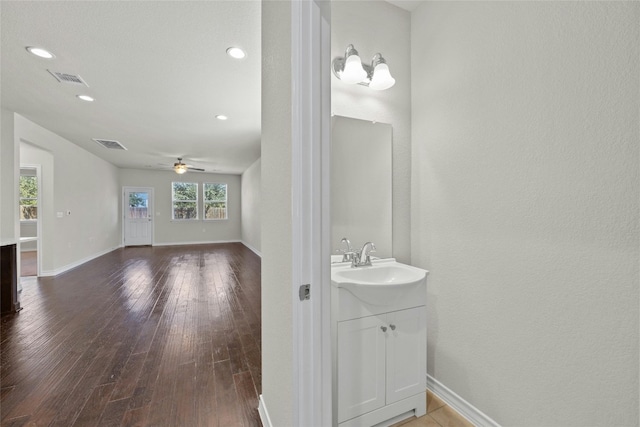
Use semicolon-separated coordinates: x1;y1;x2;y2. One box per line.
128;207;149;219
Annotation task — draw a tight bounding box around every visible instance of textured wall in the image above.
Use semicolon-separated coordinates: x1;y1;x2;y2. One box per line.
261;1;293;425
331;1;411;263
411;2;639;425
15;114;121;274
1;109;18;245
241;158;261;255
119;168;241;245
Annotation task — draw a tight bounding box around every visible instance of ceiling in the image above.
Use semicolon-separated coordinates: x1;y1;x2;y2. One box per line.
385;0;424;12
1;1;261;175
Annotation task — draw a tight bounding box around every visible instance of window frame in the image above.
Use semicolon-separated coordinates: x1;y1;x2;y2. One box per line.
171;181;199;221
19;174;38;222
203;182;228;221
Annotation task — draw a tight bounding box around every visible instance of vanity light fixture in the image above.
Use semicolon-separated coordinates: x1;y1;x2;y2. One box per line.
332;44;395;90
26;46;55;59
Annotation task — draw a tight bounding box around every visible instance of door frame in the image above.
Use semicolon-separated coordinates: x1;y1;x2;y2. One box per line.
19;163;42;278
122;186;154;247
291;0;332;425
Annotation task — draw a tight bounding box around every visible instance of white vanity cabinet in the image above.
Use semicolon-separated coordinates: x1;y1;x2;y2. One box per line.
332;268;428;427
337;307;426;424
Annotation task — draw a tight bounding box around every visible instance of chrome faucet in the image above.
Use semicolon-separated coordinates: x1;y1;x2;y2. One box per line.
338;237;354;262
351;241;376;268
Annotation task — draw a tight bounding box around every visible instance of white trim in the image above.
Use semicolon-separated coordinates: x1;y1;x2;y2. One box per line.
291;0;332;425
152;239;241;247
258;394;274;427
39;245;121;277
241;240;262;258
427;375;501;427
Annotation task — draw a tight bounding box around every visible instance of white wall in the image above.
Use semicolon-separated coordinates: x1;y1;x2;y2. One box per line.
411;2;639;425
241;158;261;256
331;0;411;263
261;0;293;425
1;109;18;245
119;168;241;245
15;114;121;275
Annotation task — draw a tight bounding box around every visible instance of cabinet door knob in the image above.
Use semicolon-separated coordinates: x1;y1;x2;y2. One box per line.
389;324;396;331
380;326;387;332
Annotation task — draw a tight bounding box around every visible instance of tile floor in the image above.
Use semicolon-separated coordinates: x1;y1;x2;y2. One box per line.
393;391;475;427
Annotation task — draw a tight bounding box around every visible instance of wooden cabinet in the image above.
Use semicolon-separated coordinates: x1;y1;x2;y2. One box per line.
1;243;20;315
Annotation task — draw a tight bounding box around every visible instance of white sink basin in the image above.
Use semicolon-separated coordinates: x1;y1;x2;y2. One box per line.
331;259;428;306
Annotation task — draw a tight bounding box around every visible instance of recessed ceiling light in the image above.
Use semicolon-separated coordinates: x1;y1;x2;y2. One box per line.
215;115;228;120
26;46;55;59
76;95;94;102
226;47;246;59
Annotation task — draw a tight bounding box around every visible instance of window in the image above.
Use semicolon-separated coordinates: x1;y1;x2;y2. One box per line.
128;192;149;218
19;175;38;220
172;182;198;220
204;183;227;220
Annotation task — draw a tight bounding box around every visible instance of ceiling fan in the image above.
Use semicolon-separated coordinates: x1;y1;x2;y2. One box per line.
172;158;205;174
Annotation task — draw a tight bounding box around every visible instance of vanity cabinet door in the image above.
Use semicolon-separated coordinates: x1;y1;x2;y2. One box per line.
337;315;386;423
386;306;427;405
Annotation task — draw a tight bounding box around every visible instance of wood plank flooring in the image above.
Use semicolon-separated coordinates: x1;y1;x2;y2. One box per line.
20;251;36;278
0;243;262;427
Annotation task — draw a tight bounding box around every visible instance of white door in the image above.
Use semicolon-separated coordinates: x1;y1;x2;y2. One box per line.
123;187;153;246
337;315;387;423
386;307;427;404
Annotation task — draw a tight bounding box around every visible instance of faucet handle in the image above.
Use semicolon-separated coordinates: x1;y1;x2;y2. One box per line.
341;250;356;262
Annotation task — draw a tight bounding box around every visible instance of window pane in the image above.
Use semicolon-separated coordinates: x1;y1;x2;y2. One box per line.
20;176;37;199
20;206;37;220
205;202;227;219
19;176;38;220
173;202;198;219
128;192;149;218
173;182;197;201
204;183;227;201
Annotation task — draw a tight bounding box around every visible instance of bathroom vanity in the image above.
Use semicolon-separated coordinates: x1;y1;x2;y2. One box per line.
331;259;428;427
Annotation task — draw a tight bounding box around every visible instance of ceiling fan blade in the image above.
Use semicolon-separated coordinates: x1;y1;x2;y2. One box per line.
187;167;205;172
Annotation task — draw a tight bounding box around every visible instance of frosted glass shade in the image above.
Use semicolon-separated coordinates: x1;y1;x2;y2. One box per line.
369;63;396;90
174;164;188;174
341;55;367;84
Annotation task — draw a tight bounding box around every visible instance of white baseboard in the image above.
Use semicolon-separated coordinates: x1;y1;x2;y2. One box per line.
241;240;262;258
40;245;122;277
258;394;273;427
427;375;500;427
152;239;241;247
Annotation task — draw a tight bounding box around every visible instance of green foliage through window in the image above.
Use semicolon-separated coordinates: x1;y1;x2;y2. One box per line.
204;183;227;220
172;182;198;220
19;175;38;220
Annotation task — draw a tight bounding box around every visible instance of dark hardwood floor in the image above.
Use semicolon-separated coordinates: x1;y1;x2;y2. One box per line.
20;251;37;278
0;243;262;427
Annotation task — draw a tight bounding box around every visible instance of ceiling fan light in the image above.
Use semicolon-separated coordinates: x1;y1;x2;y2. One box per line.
174;164;188;174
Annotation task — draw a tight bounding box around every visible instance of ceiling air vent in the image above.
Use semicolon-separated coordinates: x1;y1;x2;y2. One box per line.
47;70;89;86
92;139;127;150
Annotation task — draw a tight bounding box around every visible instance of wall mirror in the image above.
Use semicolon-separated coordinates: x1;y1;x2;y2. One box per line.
331;116;392;259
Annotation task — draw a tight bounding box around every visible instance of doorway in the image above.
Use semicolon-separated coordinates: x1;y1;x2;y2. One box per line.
19;165;41;277
123;187;154;246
